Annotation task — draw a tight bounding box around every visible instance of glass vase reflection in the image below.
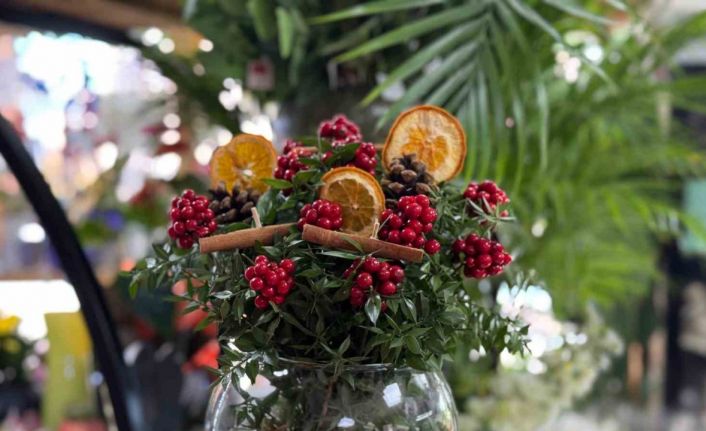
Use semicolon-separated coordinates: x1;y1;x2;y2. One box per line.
206;360;457;430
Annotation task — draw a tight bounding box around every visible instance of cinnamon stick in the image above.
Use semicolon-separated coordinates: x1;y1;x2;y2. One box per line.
199;223;294;253
302;224;424;263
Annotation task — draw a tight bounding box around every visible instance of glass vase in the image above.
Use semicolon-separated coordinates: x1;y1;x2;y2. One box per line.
205;360;458;430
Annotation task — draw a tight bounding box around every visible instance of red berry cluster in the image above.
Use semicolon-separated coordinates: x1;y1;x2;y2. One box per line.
452;234;512;279
275;139;311;182
322;142;378;175
244;255;296;309
168;189;217;249
378;195;441;255
296;199;343;231
464;180;510;215
351;142;377;175
344;258;405;308
318;114;362;145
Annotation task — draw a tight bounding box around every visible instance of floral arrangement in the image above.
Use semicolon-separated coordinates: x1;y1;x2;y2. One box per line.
128;106;527;425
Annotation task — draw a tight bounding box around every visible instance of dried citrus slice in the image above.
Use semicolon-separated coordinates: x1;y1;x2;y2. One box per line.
209;134;277;193
383;105;466;182
320;167;385;236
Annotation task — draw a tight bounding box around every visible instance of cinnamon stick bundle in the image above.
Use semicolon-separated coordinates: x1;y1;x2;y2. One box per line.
199;223;294;253
302;224;424;263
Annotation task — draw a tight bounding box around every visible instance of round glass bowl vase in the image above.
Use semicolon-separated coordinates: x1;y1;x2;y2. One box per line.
206;360;458;430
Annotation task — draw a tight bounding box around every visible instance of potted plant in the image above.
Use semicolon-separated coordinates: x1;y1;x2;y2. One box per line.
128;105;526;430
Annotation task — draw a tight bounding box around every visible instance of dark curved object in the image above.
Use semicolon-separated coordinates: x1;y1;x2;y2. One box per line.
0;115;144;431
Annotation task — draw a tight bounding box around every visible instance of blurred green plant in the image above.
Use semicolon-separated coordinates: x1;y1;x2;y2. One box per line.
318;2;706;314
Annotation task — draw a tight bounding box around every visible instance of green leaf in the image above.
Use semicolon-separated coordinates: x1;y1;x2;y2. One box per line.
404;335;422;354
506;0;562;42
309;0;444;24
320;250;361;260
335;3;484;62
361;20;482;106
276;7;295;59
247;0;276;41
543;0;615;25
338;336;351;355
365;294;382;325
262;178;293;190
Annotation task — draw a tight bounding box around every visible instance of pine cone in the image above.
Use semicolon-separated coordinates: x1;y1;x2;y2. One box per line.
208;182;261;224
381;154;437;203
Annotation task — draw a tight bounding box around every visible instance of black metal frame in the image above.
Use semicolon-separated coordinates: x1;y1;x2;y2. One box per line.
0;115;144;431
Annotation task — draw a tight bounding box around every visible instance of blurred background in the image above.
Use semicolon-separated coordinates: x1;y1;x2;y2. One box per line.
1;0;706;430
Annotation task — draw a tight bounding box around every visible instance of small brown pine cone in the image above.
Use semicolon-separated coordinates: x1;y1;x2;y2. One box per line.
382;154;437;202
208;182;261;224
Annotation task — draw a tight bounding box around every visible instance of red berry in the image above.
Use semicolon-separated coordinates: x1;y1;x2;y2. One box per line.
254;264;268;277
173;222;185;235
319;114;362;145
415;195;430;208
477;254;492;268
465;257;475;268
363;258;381;273
244;267;257;280
180;206;194;219
317;218;332;230
169;208;180;221
186;219;198;231
305;209;319;223
276;280;291;295
471;268;487;279
387;230;401;244
262;287;276;299
177;237;193;249
420;207;437;224
408;220;423;233
476;239;492;254
425;239;441;255
208;220;218;233
400;228;417;243
377;268;391;281
265;271;280;286
167;226;176;239
250;278;264;291
182;189;195;200
404;203;422;219
388;215;403;229
378;281;397;296
279;259;295;274
412;236;426;248
254;296;269;310
350;288;365;307
390;266;405;283
452;240;465;254
273;295;286;305
356;272;373;289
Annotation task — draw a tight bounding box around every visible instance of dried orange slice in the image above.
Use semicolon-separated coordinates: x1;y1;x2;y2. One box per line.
209;134;276;193
320;167;385;236
383;105;466;182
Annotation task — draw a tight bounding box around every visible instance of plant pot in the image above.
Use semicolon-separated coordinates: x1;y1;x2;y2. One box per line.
205;360;458;430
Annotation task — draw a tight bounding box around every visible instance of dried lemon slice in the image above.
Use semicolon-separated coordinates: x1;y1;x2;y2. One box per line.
209;134;277;193
320;167;385;236
383;105;466;182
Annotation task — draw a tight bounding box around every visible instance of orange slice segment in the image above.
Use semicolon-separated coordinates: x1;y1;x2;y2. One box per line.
209;134;277;193
383;105;466;182
320;167;385;236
